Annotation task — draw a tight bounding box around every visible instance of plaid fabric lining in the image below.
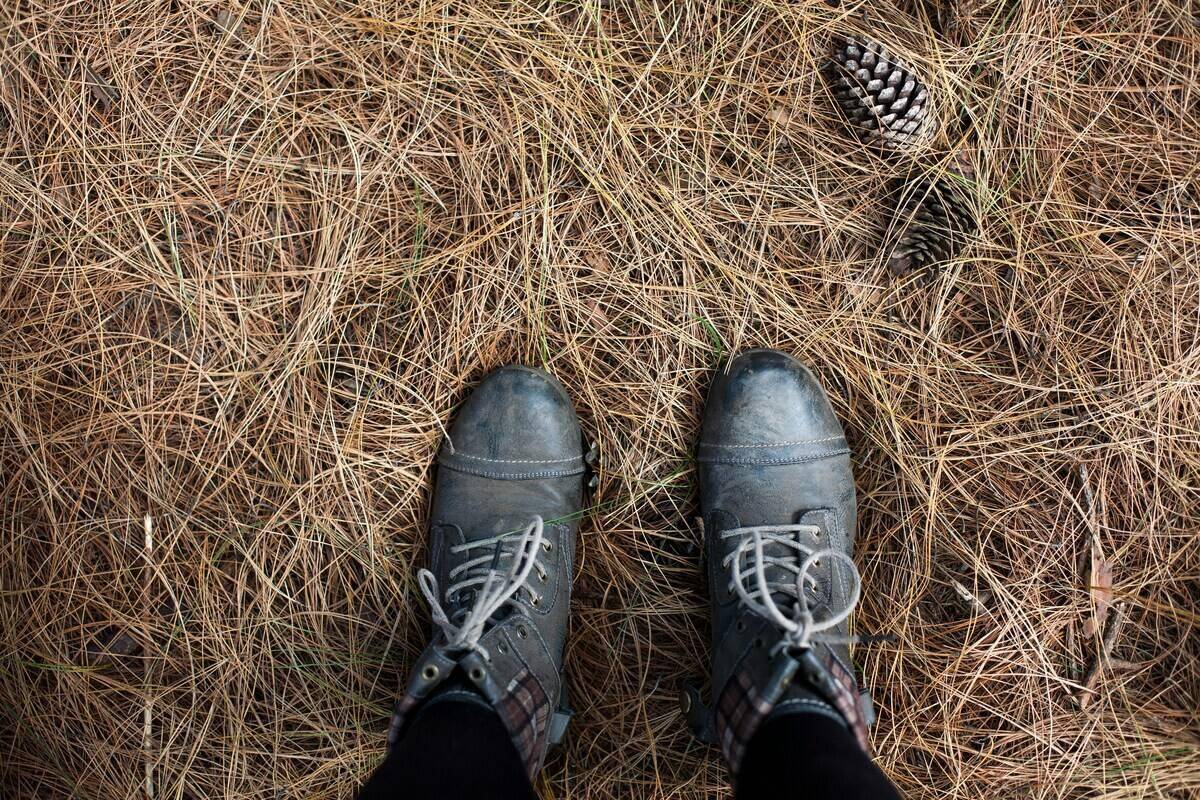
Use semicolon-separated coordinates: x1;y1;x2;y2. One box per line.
714;646;872;773
714;668;773;773
818;649;872;754
495;669;552;777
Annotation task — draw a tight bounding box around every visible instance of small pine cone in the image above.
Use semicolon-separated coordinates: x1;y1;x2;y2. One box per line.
825;35;936;154
888;159;976;277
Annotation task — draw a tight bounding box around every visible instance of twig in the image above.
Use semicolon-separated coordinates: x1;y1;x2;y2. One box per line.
1077;462;1097;523
1077;602;1127;711
1065;621;1080;682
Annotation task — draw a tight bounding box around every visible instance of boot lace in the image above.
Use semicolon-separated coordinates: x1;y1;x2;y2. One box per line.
721;524;862;653
418;516;548;658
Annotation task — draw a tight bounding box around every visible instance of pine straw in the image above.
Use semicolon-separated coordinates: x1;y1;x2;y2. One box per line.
2;0;1198;797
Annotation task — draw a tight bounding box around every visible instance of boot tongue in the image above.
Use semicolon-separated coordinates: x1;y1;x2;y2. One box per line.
758;536;804;609
748;511;828;613
465;514;537;543
751;516;807;608
454;515;537;624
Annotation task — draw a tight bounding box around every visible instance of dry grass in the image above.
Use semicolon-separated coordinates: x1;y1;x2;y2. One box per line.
2;0;1199;797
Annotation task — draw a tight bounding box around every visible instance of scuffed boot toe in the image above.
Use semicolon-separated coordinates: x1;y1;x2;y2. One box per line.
441;365;585;479
698;349;848;465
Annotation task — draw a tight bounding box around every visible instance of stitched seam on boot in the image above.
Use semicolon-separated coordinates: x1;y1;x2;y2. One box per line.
697;436;845;448
437;460;586;480
450;451;583;465
696;449;849;466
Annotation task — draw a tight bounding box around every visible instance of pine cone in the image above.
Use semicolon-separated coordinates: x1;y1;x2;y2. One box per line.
825;35;936;154
888;159;976;277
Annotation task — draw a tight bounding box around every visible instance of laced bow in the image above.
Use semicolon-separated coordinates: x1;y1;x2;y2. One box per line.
418;516;547;658
721;524;862;652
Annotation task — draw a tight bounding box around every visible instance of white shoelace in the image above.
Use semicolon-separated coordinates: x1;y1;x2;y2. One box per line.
418;516;547;658
721;524;862;652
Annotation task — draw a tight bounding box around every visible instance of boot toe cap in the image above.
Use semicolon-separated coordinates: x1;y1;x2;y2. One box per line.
698;349;848;464
441;366;584;478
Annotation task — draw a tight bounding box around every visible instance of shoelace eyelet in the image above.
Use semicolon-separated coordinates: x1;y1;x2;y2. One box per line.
516;624;529;639
421;664;439;681
541;541;553;553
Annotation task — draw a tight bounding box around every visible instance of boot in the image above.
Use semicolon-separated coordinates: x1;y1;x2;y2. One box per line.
388;365;587;778
685;349;876;773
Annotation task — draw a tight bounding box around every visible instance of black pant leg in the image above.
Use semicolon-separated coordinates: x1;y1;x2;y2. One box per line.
358;697;536;800
736;713;903;800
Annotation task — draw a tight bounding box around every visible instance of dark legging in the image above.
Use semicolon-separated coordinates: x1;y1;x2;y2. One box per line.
358;697;902;799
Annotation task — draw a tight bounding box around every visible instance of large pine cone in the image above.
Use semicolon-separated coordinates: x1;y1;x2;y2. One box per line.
825;35;937;154
888;157;976;277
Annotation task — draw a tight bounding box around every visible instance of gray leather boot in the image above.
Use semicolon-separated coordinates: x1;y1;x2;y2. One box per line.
388;365;587;778
684;349;877;773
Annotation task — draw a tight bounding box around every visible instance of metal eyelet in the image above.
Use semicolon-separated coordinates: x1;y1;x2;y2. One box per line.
813;558;822;567
469;666;485;682
541;541;553;553
516;625;528;639
538;572;548;583
530;595;541;607
421;664;439;681
497;642;508;654
736;620;746;632
753;638;764;648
